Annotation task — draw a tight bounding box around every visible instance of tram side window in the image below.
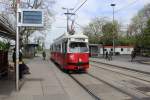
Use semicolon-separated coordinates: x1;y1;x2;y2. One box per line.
54;45;57;52
53;45;54;51
50;45;53;52
58;44;61;52
56;45;60;52
62;42;67;53
50;46;52;51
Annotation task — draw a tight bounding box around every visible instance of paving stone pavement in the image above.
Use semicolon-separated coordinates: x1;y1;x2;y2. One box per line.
0;57;94;100
90;55;150;74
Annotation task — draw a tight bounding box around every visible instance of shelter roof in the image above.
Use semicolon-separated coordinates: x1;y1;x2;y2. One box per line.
0;16;15;40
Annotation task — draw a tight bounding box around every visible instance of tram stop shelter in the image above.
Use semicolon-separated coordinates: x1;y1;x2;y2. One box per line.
0;15;16;39
0;15;16;93
23;44;38;58
0;14;15;76
89;44;102;57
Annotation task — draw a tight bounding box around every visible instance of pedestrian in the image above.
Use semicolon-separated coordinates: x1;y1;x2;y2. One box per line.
131;50;136;62
108;51;113;61
105;51;108;60
12;48;30;79
12;48;23;65
42;51;46;60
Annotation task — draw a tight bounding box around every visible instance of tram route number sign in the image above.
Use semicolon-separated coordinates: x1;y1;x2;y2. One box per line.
18;9;44;27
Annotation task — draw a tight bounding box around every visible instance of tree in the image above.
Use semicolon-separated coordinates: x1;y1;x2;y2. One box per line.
129;3;150;35
115;36;136;46
20;0;55;44
140;19;150;48
83;17;122;45
83;17;109;44
0;0;55;44
101;21;121;45
128;3;150;54
0;40;10;51
33;36;45;51
83;17;109;36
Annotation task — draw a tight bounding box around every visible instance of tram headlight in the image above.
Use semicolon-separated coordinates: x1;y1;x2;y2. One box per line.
69;54;75;60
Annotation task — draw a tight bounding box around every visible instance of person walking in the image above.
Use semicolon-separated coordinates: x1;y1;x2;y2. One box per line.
12;48;23;65
12;48;30;79
108;51;113;61
105;51;108;60
131;50;136;62
42;51;46;60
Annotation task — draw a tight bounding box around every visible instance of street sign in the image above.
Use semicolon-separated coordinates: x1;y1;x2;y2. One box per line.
18;9;44;27
15;8;44;91
23;11;42;24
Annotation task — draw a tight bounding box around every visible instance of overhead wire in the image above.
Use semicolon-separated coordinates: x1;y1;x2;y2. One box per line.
73;0;87;13
73;0;80;10
66;0;88;20
115;0;139;13
65;0;88;31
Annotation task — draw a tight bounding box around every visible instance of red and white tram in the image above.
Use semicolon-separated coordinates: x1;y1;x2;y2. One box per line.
50;33;89;72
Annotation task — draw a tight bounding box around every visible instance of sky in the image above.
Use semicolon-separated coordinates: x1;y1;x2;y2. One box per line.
0;0;150;48
44;0;150;48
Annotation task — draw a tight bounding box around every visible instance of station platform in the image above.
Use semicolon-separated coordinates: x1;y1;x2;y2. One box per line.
90;55;150;74
0;57;93;100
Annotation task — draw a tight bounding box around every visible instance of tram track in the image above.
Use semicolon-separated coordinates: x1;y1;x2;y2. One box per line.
53;63;150;99
90;60;150;75
70;71;150;100
51;60;100;100
51;59;150;100
87;73;133;99
68;61;150;100
87;73;150;100
69;73;133;100
90;62;150;84
88;63;150;100
69;74;101;100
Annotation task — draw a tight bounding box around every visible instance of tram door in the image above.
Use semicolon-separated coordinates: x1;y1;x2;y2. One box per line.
62;41;67;68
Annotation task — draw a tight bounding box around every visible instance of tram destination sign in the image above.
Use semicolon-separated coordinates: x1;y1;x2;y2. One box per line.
70;38;88;42
75;38;85;42
18;9;44;27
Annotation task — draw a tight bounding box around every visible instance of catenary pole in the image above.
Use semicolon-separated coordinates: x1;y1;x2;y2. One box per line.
62;7;74;33
67;8;69;32
16;0;20;91
111;4;116;55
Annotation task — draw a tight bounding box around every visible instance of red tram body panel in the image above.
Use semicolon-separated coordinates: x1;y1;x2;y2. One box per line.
50;33;89;72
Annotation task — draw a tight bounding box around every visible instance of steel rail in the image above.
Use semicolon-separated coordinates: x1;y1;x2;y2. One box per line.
69;74;101;100
90;63;150;84
87;72;150;100
90;60;150;75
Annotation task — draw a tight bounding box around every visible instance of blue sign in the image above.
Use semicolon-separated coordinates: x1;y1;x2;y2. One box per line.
18;9;44;27
23;11;42;24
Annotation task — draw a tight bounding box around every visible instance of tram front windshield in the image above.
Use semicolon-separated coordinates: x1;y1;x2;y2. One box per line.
69;42;88;53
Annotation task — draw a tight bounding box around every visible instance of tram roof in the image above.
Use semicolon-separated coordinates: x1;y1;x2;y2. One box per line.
53;33;88;43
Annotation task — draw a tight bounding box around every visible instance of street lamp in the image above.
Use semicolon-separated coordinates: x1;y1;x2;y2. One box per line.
110;3;116;55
